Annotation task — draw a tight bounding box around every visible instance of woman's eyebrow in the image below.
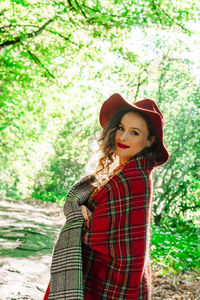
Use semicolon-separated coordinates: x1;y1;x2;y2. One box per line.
119;122;142;132
130;127;142;132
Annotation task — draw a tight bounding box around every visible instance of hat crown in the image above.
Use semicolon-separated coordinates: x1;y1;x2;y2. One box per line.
134;99;163;120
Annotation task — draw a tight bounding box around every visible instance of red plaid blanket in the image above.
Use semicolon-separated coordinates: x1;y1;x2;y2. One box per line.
82;157;153;299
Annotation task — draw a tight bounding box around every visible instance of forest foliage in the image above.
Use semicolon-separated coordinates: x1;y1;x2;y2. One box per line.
1;0;200;266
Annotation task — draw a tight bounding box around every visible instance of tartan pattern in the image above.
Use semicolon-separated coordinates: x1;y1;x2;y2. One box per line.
48;175;95;300
82;158;153;299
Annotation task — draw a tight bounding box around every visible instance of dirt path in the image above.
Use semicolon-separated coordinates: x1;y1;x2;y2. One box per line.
0;198;63;300
0;198;199;300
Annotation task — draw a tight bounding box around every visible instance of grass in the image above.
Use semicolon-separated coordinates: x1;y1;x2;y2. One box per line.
151;218;199;275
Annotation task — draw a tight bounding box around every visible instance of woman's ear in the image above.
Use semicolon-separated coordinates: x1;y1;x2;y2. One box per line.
147;136;155;147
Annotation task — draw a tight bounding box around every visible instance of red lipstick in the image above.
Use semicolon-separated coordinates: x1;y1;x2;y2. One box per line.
117;143;130;149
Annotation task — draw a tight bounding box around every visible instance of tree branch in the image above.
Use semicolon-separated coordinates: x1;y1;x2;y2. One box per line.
27;17;55;37
151;0;163;25
0;25;12;31
0;24;80;49
135;73;141;101
74;0;87;18
82;1;193;32
46;29;80;47
0;18;55;49
134;67;148;101
27;50;56;79
82;4;118;18
0;9;6;16
161;8;192;34
67;0;76;10
0;37;21;49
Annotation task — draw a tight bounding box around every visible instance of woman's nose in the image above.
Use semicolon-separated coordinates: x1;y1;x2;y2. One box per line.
120;131;128;141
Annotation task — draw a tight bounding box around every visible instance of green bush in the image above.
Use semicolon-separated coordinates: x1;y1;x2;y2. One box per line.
151;218;199;274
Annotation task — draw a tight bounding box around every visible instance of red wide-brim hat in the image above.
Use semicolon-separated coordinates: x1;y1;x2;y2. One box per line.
99;93;169;166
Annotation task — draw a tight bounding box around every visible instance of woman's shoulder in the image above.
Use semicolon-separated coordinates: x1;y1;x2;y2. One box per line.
105;157;152;190
121;157;153;176
92;158;153;201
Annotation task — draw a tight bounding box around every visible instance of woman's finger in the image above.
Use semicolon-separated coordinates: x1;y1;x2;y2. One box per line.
81;205;92;221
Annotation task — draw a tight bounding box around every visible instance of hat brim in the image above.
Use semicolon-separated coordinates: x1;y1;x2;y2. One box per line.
99;93;169;166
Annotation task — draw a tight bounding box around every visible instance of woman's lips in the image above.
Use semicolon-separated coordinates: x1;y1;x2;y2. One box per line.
117;143;130;149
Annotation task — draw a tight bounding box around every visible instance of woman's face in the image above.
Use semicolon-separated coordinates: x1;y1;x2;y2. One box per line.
115;111;154;164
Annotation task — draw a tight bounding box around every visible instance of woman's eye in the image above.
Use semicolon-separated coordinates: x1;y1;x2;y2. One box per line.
117;125;124;131
131;131;139;136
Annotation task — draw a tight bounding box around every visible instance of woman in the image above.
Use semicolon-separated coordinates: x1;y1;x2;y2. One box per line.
44;93;169;300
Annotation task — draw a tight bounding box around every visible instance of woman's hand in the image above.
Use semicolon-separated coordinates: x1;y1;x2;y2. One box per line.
81;205;92;221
